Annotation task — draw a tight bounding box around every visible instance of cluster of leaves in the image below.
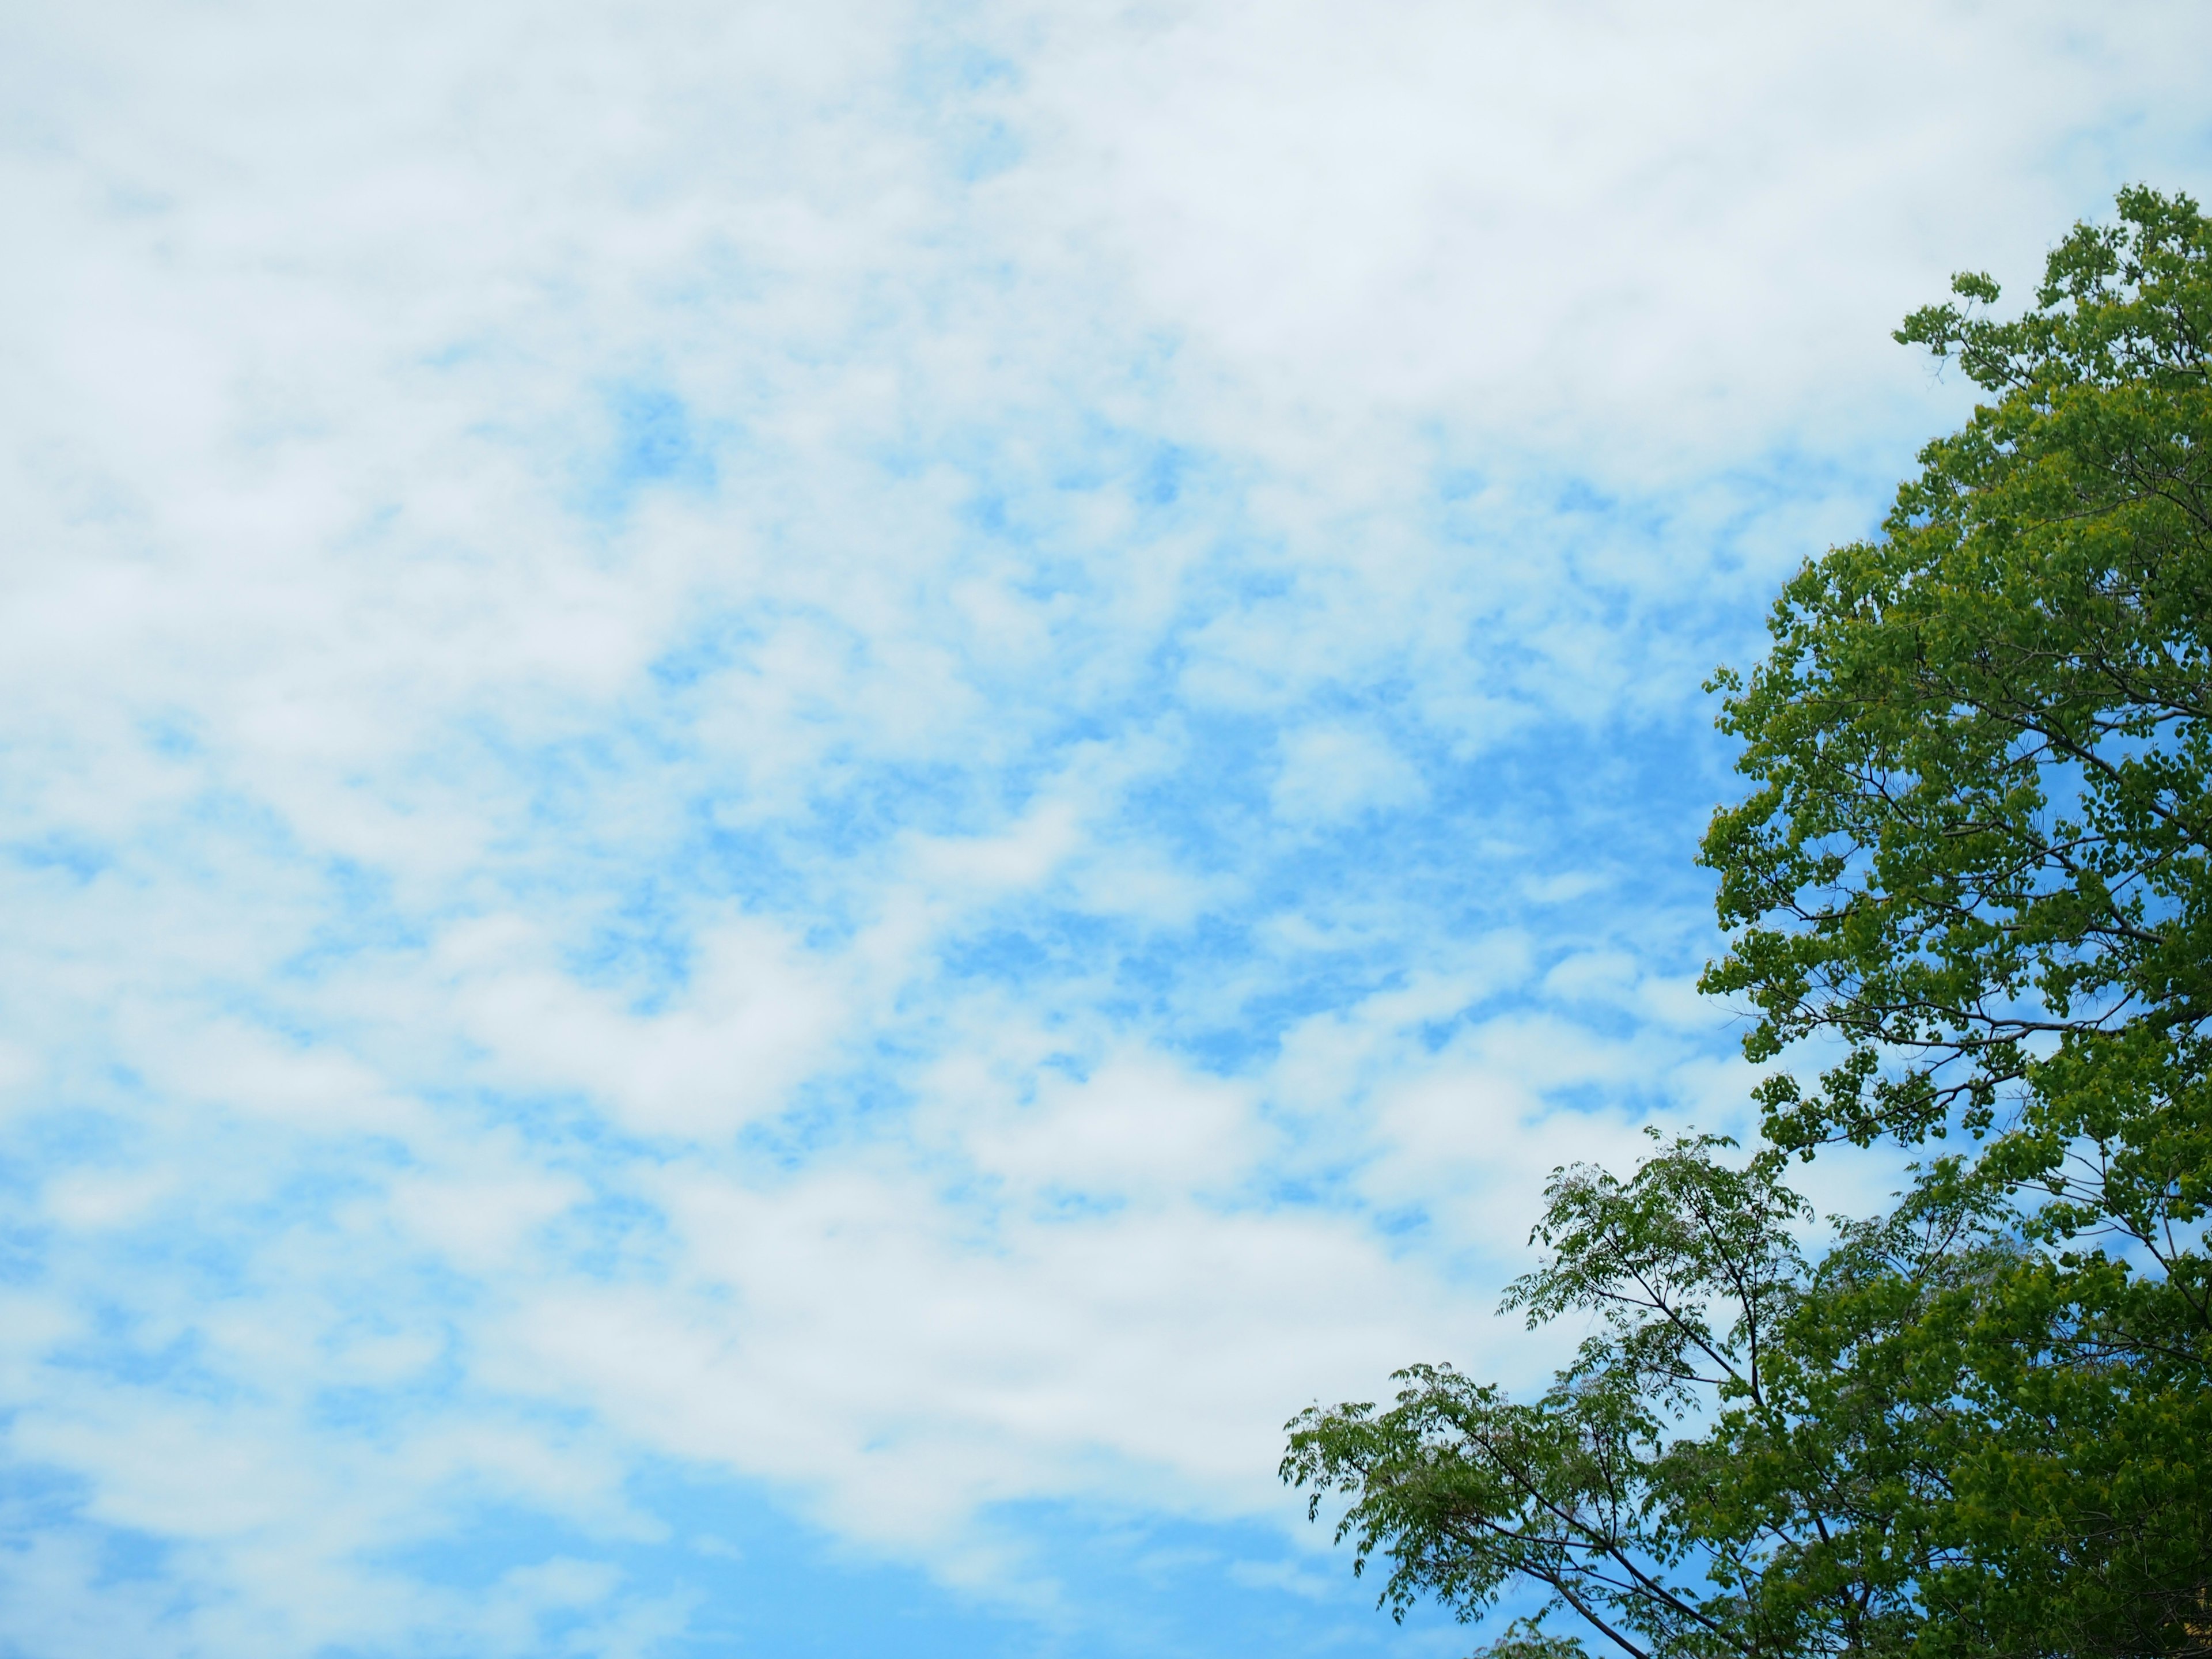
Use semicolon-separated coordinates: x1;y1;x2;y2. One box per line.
1285;187;2212;1658
1704;185;2212;1235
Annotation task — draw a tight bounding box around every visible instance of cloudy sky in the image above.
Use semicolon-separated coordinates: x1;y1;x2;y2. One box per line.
3;3;2208;1654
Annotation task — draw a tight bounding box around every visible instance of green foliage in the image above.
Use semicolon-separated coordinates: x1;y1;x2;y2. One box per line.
1286;189;2212;1658
1702;182;2212;1648
1701;184;2212;1209
1286;1138;2009;1658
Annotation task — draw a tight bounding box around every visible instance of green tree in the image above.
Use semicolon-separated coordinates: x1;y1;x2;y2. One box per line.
1286;188;2212;1658
1285;1137;2021;1659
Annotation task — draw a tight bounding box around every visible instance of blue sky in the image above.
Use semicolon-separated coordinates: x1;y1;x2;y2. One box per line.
3;2;2210;1654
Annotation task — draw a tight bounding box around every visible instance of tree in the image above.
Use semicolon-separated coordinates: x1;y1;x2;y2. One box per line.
1702;183;2212;1653
1285;187;2212;1658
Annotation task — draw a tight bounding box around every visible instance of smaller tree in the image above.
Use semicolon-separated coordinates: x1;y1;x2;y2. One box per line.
1284;1137;2013;1659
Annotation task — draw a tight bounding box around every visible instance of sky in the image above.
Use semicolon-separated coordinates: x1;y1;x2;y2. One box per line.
2;3;2209;1655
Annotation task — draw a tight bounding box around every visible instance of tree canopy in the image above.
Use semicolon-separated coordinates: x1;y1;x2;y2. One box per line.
1284;187;2212;1659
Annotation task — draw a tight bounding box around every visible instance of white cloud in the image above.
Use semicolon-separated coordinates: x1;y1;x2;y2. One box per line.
1271;724;1427;824
490;1154;1492;1549
1006;0;2212;471
435;914;850;1137
961;1051;1262;1200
